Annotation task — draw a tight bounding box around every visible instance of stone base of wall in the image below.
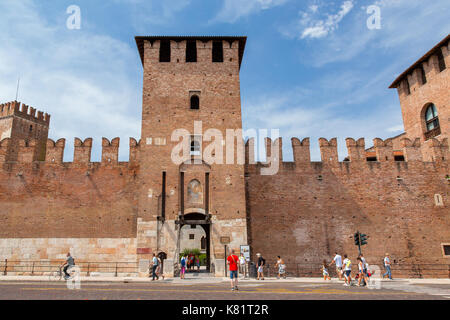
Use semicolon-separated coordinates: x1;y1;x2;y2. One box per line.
0;238;138;275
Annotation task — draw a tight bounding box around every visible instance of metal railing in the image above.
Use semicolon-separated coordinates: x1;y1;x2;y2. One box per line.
258;262;450;279
0;259;139;276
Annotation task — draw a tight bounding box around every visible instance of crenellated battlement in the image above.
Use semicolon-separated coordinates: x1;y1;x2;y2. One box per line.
0;136;448;169
0;137;141;166
0;101;50;125
245;136;449;169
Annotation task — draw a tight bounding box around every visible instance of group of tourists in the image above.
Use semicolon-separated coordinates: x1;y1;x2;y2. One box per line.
179;254;201;279
324;252;393;286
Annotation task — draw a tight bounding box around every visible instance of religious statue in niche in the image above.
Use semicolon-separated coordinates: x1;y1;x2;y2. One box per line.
187;179;203;204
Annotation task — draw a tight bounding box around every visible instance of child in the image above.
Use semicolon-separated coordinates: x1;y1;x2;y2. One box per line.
322;260;331;280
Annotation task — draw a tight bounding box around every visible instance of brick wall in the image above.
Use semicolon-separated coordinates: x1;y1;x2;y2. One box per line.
246;137;450;276
0;137;139;239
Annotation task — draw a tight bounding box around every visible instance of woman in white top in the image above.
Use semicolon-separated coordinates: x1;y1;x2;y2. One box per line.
275;256;286;279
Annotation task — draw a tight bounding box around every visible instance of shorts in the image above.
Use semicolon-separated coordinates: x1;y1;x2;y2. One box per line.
323;271;329;276
180;266;186;274
336;266;343;273
344;270;351;277
230;270;238;279
257;266;264;273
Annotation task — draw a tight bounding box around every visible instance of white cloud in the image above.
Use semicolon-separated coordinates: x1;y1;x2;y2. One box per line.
212;0;288;23
291;0;355;39
286;0;450;67
0;0;141;161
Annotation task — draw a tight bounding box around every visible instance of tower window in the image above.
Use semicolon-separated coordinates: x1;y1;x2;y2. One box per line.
424;103;440;140
212;41;223;62
186;40;197;62
190;95;199;110
190;135;201;156
29;125;33;132
159;40;171;62
437;49;446;72
405;78;410;95
419;65;427;85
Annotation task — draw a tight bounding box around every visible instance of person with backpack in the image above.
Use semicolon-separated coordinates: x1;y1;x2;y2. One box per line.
256;253;265;280
227;249;239;291
151;253;159;281
342;254;352;286
180;255;187;279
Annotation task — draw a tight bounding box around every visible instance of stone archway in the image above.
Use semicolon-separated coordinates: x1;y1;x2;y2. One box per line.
179;212;211;272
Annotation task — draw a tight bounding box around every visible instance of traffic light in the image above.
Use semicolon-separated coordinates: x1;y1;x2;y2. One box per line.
354;232;360;246
360;233;368;245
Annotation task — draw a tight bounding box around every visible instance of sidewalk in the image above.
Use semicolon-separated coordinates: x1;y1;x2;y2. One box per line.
1;275;449;285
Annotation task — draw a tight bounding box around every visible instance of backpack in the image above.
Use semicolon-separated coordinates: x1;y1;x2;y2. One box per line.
261;258;266;266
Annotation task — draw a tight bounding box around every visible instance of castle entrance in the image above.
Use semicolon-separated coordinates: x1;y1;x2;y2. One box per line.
179;213;211;273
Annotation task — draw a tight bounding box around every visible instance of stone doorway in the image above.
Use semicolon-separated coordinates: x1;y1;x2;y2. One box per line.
179;212;211;273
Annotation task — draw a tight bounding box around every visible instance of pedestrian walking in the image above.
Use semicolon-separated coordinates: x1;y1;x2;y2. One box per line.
322;260;331;280
180;255;186;279
275;256;286;279
330;252;343;280
342;254;352;286
239;253;247;278
360;253;368;280
256;253;265;280
151;253;159;281
383;253;393;280
227;249;239;291
357;257;368;286
156;255;164;280
196;256;200;271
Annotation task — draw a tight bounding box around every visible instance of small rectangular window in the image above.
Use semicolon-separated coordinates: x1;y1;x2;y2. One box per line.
405;78;410;95
437;49;446;72
212;41;223;62
186;40;197;62
442;244;450;257
189;234;195;240
159;40;171;62
419;65;427;85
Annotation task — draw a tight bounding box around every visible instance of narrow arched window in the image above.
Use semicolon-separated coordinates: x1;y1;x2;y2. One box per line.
424;104;440;140
190;95;199;110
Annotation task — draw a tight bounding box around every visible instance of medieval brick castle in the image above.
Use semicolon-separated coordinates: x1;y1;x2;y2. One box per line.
0;35;448;277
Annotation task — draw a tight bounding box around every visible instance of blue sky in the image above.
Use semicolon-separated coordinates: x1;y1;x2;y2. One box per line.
0;0;449;161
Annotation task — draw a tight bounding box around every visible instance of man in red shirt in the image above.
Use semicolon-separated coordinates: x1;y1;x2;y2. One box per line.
227;249;239;291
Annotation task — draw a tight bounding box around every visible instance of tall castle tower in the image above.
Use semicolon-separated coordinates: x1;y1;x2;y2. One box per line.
0;101;50;162
134;36;248;275
389;34;449;161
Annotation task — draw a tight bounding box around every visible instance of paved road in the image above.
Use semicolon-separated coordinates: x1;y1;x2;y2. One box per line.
0;280;449;300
